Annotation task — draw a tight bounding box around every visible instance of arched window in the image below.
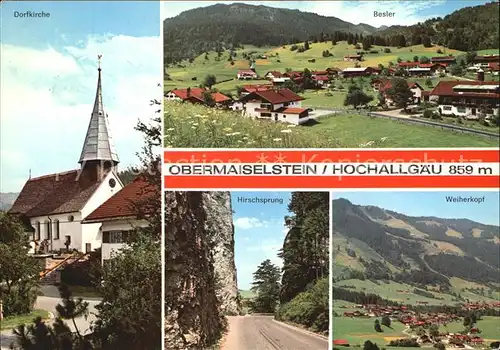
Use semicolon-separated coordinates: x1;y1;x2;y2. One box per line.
45;221;51;240
35;221;41;241
54;219;60;240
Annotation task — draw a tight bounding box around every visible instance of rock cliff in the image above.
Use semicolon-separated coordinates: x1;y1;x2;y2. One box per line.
164;191;239;349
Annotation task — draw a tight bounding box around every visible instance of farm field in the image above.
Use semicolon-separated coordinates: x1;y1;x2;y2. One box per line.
164;102;498;148
335;279;500;305
332;316;408;346
439;316;500;341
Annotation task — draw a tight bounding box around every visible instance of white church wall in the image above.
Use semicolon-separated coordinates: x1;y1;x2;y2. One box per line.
81;171;123;219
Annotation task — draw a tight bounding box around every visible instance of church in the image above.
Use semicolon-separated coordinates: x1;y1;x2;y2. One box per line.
9;57;124;254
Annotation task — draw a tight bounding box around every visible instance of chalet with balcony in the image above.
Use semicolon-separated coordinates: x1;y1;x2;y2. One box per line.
239;88;308;125
375;78;424;105
237;70;258;80
430;81;499;120
342;67;374;77
473;55;500;64
344;54;363;61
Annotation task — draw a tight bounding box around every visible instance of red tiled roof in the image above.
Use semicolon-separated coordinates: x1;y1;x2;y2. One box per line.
169;88;204;100
211;92;231;103
313;75;329;81
333;340;349;345
398;62;420;67
312;70;328;75
84;175;158;222
242;84;273;93
430;81;499;98
238;70;257;75
489;62;500;71
275;107;308;114
474;55;500;62
241;88;304;104
9;170;103;217
266;71;283;77
379;79;422;92
170;88;231;103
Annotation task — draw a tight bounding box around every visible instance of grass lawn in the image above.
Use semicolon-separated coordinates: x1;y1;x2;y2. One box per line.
332;316;407;345
311;113;499;148
0;309;49;330
439;317;500;341
413;115;500;133
165;102;498;148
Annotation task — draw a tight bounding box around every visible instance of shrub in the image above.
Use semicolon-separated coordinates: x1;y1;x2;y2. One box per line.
276;278;328;333
423;109;433;118
437;49;443;54
384;48;391;53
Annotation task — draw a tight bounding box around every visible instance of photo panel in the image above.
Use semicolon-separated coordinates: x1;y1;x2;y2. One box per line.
1;1;162;349
163;1;499;149
332;191;500;350
164;191;330;350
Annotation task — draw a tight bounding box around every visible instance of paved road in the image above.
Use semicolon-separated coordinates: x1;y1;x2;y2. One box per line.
1;295;100;349
222;315;328;350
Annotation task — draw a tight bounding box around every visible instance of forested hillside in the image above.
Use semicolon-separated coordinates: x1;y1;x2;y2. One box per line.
378;1;499;51
164;2;499;65
332;198;500;289
163;3;376;64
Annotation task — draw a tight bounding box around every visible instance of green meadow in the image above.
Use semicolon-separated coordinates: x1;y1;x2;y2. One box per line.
164;41;467;91
332;316;408;345
164;102;498;148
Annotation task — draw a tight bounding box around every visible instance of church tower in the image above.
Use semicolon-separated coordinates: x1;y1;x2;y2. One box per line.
79;55;119;181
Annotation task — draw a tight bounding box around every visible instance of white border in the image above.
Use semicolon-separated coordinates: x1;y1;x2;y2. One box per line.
160;1;166;347
165;147;500;151
329;193;333;349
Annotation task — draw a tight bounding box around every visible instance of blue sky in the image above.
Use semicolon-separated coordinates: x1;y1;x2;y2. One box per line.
1;2;161;192
231;191;292;290
332;191;499;226
163;0;494;26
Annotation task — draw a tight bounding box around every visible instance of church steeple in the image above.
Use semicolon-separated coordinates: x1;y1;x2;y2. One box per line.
79;55;119;175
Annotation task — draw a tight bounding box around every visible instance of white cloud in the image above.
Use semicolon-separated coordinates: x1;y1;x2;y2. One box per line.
234;217;267;229
246;239;283;268
163;0;445;26
0;35;161;192
308;1;445;26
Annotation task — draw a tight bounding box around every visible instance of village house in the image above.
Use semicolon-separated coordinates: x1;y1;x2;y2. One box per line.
82;175;158;265
9;60;124;255
344;54;363;61
342;67;374;77
164;87;232;107
431;56;456;64
430;80;499;120
376;79;424;105
472;55;500;64
238;88;309;125
408;67;433;76
237;69;258;80
264;71;284;80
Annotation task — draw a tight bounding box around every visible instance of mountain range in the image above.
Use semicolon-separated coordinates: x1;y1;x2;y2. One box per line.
332;198;500;289
163;2;499;64
0;192;19;211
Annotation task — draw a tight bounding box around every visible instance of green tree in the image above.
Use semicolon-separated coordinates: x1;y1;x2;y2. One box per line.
203;74;217;88
413;55;419;62
463;316;471;327
12;284;92;350
422;36;432;48
304;40;310;50
374;319;383;332
385;78;414;111
0;212;39;317
250;259;281;313
449;65;464;76
381;315;391;328
344;85;373;109
202;91;216;107
466;51;477;64
425;78;433;88
279;193;329;303
364;340;380;350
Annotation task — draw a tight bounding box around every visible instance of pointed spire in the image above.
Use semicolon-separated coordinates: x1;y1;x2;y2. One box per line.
78;55;119;166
